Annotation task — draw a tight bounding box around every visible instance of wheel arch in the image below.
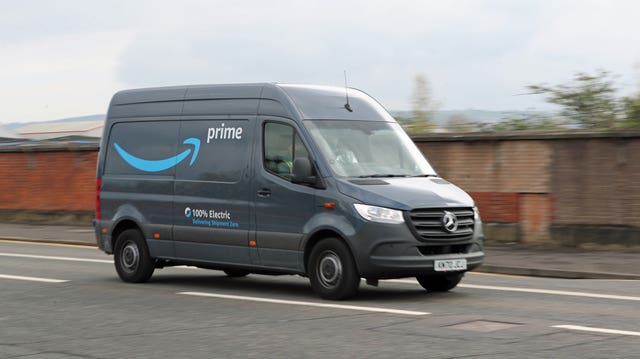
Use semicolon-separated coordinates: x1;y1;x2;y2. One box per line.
111;219;142;248
302;229;359;275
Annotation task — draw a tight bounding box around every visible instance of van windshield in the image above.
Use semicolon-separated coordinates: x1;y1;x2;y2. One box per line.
304;120;436;178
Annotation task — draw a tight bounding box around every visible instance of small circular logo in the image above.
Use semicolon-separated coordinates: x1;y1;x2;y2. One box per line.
442;211;458;233
184;207;192;218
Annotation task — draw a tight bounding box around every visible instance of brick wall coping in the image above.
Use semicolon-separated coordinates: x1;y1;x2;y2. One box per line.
412;130;640;142
0;143;99;153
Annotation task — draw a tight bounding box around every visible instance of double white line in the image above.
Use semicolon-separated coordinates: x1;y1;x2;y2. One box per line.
0;251;110;284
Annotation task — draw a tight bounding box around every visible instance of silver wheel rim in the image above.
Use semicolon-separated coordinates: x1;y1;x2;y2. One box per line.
318;251;342;288
121;241;140;273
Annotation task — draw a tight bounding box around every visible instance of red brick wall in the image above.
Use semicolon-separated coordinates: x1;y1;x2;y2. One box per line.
551;138;640;227
0;150;97;212
469;192;520;223
520;193;553;244
416;140;551;193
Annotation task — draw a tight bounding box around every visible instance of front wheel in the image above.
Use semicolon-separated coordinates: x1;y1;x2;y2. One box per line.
308;238;360;300
416;273;464;292
114;229;155;283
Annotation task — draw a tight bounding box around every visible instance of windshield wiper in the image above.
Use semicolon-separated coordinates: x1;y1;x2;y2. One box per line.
410;174;437;177
357;174;410;178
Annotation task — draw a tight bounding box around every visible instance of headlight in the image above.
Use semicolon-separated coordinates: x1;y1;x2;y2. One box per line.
354;204;404;224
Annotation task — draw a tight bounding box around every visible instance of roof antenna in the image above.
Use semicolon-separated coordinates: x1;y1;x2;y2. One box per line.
343;70;353;112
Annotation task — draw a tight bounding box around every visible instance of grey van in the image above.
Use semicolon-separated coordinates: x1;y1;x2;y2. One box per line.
95;83;484;299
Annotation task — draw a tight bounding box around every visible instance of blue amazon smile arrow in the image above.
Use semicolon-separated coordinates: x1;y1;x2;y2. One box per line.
113;137;201;172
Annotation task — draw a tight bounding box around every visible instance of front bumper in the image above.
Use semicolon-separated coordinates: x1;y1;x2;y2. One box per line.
364;251;484;279
348;220;484;279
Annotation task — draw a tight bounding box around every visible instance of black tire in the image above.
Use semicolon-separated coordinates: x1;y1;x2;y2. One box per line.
416;272;464;292
114;229;155;283
223;269;250;278
308;238;360;300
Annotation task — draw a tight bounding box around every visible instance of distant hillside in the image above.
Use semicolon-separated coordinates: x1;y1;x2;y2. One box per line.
5;114;105;130
390;110;548;126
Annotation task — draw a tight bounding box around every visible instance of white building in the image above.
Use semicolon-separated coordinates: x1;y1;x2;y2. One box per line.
16;120;104;140
0;125;21;140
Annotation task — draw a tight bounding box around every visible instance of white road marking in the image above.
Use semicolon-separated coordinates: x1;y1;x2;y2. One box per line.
387;279;640;302
0;239;96;248
3;248;638;304
0;252;112;264
0;274;69;283
459;283;640;301
178;291;430;316
553;325;640;337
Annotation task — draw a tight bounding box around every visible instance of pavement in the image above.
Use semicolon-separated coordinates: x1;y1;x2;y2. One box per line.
1;222;638;280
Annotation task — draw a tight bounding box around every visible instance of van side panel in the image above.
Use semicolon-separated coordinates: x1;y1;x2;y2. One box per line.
101;120;180;257
172;117;254;264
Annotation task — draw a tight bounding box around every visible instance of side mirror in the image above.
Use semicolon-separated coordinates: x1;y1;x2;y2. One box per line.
291;157;316;185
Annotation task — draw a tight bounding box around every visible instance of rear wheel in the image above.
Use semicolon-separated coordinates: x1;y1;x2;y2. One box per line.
416;273;464;292
223;269;250;277
308;238;360;300
114;229;155;283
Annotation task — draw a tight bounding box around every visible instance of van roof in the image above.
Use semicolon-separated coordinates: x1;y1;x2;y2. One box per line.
108;83;395;122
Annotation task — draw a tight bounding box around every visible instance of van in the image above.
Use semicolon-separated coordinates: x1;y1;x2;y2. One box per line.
95;83;484;300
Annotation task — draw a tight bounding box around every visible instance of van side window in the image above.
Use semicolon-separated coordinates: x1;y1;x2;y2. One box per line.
263;122;309;180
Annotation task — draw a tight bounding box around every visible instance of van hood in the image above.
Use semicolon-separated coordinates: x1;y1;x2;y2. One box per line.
336;177;474;210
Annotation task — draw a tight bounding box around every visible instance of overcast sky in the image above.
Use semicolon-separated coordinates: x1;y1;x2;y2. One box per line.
1;0;639;124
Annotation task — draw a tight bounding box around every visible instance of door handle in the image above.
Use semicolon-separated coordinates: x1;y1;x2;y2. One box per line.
257;188;272;197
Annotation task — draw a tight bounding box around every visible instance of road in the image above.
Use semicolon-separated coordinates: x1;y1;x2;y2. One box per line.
1;240;638;359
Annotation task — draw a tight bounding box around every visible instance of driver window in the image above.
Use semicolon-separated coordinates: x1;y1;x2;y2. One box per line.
263;122;309;180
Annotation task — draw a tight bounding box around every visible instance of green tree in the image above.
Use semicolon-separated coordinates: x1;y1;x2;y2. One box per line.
445;114;476;132
405;74;437;134
528;69;619;129
621;64;640;128
488;116;563;131
622;95;640;128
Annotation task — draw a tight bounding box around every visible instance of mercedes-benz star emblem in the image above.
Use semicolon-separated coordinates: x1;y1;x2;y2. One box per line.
442;211;458;233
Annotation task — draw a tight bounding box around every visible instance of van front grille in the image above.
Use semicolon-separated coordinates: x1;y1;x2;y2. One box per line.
407;207;474;241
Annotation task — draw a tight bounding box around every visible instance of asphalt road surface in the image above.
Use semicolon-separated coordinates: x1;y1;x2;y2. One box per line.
1;240;638;359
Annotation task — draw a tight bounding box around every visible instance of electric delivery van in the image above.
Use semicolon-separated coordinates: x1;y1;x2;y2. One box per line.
95;83;484;300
